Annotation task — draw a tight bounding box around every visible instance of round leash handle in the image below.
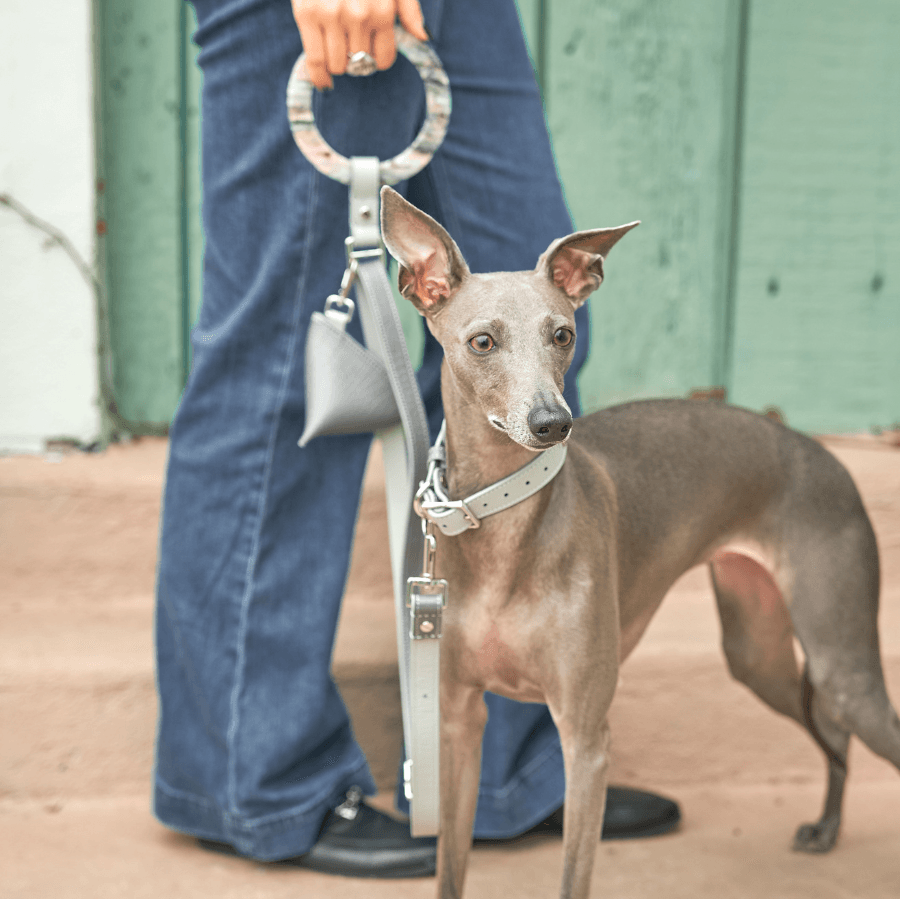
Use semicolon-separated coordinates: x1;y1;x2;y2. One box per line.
287;25;451;185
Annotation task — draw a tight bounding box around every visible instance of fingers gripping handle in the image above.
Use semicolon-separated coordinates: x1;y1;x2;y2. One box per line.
286;25;451;185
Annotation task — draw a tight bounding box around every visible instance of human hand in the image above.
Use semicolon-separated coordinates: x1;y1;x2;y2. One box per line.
292;0;428;90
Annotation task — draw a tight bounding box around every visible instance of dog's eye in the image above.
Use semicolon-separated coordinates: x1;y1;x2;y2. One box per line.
553;328;574;348
469;334;495;354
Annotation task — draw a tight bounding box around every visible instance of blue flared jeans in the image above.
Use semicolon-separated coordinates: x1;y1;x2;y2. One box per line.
154;0;590;861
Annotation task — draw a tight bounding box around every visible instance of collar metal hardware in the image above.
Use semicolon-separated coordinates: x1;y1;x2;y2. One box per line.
414;422;481;526
414;421;568;537
416;495;481;530
406;518;447;641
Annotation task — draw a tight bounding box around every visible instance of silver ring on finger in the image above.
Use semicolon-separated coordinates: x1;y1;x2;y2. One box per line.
346;50;377;76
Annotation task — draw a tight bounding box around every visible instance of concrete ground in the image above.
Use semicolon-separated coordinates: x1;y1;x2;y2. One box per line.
2;432;899;898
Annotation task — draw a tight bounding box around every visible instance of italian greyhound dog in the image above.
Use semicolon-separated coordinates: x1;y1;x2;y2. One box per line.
379;186;900;899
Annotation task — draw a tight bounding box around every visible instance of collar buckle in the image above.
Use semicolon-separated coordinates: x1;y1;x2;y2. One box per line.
417;496;481;530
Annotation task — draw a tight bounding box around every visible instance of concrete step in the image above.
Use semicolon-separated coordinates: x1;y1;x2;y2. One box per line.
0;438;402;798
3;439;900;802
0;595;403;799
4;577;900;803
3;436;900;899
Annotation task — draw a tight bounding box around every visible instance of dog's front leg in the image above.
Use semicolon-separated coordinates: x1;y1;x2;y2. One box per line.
437;680;487;899
551;592;619;899
558;720;612;899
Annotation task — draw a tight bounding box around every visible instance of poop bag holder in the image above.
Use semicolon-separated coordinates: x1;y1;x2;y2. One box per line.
299;302;400;446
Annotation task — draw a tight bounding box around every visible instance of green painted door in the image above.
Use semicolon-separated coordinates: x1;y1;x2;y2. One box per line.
727;0;900;433
95;0;201;428
95;0;899;434
545;0;746;410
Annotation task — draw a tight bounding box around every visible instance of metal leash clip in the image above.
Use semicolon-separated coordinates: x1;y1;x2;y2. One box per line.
323;237;389;327
406;518;447;640
323;257;358;327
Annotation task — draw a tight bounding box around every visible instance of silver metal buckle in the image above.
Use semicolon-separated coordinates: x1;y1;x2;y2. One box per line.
414;457;481;530
335;785;364;820
345;236;385;265
417;496;481;530
324;293;355;325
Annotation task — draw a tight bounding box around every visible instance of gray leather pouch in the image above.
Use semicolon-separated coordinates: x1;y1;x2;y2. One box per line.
298;311;401;447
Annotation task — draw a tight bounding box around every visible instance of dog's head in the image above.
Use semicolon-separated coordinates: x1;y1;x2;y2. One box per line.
381;186;637;450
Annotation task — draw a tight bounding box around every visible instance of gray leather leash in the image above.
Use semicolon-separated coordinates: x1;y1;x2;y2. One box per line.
288;27;450;836
350;161;440;835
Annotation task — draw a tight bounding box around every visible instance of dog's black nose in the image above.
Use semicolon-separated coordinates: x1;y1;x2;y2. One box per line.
527;404;573;442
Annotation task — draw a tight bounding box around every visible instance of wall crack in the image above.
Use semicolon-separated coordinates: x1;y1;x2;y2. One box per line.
0;192;166;443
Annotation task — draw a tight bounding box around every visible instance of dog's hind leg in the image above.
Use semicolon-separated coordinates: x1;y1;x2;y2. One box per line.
794;626;900;852
709;550;852;852
773;518;900;852
710;551;806;725
789;641;900;852
792;669;851;852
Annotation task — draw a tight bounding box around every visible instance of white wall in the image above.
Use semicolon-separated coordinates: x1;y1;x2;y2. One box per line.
0;0;100;453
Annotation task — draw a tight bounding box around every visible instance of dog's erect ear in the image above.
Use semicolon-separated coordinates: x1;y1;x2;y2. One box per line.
536;222;640;308
380;186;470;316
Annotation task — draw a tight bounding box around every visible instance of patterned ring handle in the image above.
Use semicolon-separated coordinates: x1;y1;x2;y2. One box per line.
287;25;451;186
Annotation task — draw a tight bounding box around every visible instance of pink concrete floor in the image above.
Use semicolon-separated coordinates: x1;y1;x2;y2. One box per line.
2;433;899;898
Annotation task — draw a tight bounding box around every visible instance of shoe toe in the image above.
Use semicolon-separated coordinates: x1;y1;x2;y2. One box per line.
295;802;436;878
601;786;681;839
197;796;436;879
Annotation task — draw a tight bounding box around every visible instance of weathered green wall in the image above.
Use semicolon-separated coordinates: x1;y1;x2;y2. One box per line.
95;1;201;425
546;0;746;410
95;0;899;434
728;0;900;433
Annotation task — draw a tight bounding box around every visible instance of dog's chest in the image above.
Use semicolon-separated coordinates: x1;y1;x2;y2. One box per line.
452;609;547;704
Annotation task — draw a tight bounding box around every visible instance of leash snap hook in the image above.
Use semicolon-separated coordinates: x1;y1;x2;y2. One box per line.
323;258;358;325
406;519;447;640
422;518;437;580
338;258;358;296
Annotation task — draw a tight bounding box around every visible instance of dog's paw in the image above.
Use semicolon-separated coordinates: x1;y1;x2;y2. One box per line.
793;819;839;853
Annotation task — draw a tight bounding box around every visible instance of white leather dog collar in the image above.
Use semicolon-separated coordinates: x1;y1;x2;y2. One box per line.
414;422;568;537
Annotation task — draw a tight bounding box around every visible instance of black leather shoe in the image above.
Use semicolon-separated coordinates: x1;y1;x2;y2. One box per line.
602;785;681;838
523;785;681;840
198;787;436;878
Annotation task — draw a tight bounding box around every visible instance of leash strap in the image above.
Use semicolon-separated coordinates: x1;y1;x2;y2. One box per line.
288;28;450;837
348;158;440;836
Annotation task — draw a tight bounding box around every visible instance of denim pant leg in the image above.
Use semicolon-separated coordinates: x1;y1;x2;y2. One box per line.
154;0;446;860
